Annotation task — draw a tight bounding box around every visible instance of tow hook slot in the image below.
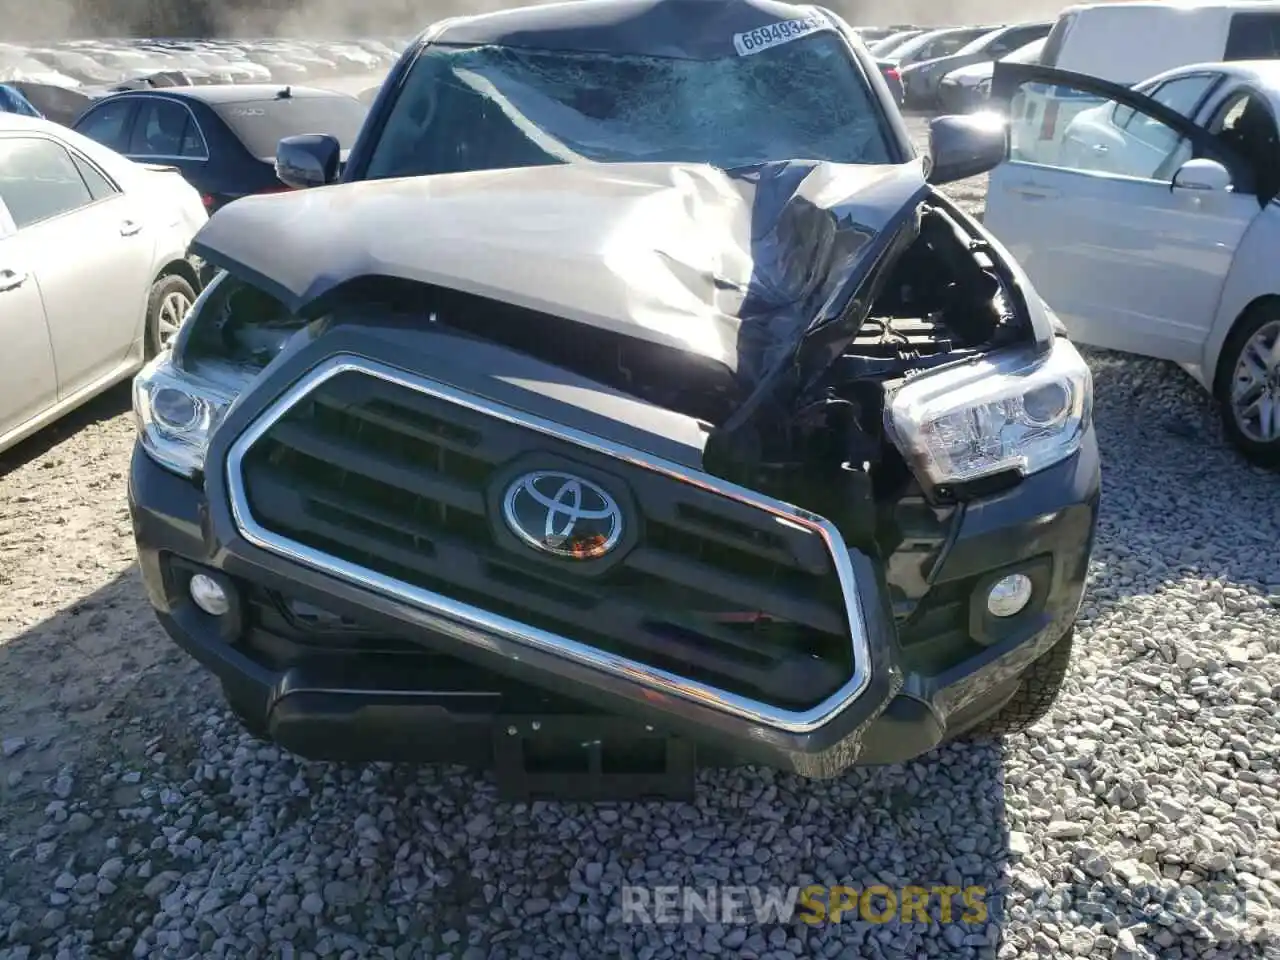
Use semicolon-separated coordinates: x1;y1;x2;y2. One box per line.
493;716;696;802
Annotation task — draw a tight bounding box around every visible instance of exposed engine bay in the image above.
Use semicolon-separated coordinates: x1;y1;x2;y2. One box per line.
181;190;1026;557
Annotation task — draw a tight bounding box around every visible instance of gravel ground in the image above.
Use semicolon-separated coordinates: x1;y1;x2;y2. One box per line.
1;118;1279;960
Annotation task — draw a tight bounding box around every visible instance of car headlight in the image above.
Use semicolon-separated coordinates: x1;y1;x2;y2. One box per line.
976;77;992;97
133;354;240;478
885;338;1093;487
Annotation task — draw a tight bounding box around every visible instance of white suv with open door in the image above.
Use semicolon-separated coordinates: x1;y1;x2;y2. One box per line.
984;59;1280;468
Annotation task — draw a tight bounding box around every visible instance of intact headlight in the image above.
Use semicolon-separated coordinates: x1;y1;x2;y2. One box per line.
976;77;992;97
133;354;239;478
885;338;1093;487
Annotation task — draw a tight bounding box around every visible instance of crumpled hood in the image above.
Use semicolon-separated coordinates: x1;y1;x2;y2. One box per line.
191;157;928;412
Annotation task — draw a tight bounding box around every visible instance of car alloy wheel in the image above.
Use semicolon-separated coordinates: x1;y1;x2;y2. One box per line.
157;290;194;351
146;273;200;359
1229;318;1280;445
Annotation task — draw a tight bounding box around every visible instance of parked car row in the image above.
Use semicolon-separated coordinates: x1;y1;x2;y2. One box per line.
840;21;1055;111
937;37;1047;114
860;22;1052;110
864;0;1280;114
1;37;405;89
0;37;400;125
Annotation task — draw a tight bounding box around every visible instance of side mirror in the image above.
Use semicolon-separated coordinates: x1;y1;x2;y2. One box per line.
925;112;1007;184
1171;158;1232;193
275;133;341;189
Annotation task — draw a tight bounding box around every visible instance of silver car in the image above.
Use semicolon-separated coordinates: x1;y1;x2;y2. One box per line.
0;114;208;454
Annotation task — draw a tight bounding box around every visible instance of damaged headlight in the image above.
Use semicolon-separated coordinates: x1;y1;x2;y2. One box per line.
886;337;1092;487
133;356;240;478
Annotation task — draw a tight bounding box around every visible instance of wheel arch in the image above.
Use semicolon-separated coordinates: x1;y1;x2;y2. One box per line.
154;258;200;292
1211;293;1280;399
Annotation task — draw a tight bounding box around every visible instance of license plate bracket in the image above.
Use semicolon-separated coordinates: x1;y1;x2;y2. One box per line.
493;716;696;802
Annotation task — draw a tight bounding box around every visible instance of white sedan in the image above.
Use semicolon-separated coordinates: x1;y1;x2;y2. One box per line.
984;59;1280;468
0;114;208;455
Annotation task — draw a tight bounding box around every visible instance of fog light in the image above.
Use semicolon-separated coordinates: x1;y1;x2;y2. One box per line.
987;574;1033;618
189;574;230;616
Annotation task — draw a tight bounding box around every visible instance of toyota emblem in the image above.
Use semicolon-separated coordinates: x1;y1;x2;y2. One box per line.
502;470;623;559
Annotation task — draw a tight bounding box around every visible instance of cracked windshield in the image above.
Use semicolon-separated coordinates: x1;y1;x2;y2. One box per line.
365;33;893;178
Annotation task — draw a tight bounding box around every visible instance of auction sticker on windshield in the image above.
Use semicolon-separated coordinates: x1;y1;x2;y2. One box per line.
733;16;828;56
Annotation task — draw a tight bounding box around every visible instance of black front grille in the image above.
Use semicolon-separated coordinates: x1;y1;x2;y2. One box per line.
237;369;857;709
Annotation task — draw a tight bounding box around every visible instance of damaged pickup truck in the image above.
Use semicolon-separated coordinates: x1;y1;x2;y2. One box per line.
127;0;1100;800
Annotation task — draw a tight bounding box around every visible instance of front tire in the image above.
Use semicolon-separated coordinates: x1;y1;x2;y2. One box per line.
1215;302;1280;469
145;274;197;358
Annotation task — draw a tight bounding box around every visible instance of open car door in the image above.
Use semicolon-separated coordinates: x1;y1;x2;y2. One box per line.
984;63;1263;365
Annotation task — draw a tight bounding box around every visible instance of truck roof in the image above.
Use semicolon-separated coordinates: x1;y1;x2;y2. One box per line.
428;0;836;61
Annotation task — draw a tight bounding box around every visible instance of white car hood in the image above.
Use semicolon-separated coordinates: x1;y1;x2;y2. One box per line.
944;61;994;86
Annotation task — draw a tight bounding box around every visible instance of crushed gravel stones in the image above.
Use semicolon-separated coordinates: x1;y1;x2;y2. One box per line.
1;118;1279;960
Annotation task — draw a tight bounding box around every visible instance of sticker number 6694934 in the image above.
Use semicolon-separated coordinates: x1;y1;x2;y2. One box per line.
732;16;828;56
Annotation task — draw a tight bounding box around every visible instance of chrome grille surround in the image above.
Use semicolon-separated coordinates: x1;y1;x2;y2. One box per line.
224;353;872;734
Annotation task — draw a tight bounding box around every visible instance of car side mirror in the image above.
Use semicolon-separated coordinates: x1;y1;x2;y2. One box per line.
925;112;1007;184
1171;158;1232;193
275;133;341;189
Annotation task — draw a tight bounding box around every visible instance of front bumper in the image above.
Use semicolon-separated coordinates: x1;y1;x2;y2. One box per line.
130;382;1099;779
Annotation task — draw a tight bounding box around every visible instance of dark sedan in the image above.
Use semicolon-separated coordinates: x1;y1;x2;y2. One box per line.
71;84;368;214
